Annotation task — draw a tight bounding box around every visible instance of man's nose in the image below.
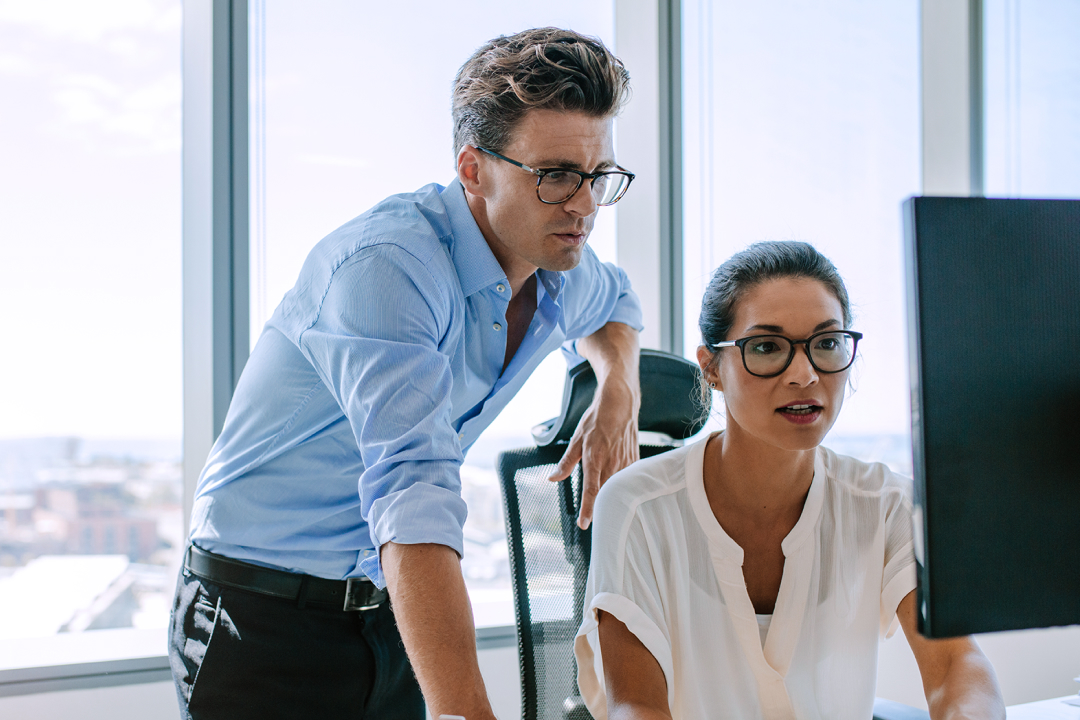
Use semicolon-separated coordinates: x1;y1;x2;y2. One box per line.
563;181;598;216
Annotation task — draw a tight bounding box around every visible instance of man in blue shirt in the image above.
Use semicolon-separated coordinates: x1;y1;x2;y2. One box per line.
170;27;643;720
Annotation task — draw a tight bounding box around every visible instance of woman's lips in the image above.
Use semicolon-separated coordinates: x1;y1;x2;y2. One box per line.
776;402;824;425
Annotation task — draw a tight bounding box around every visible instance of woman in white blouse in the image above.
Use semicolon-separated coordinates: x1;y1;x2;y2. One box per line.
574;242;1004;720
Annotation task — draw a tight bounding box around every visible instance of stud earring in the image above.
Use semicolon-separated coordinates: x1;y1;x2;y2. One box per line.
709;382;716;388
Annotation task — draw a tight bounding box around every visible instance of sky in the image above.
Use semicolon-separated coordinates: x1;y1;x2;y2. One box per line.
0;0;182;440
1;0;1077;450
681;0;920;441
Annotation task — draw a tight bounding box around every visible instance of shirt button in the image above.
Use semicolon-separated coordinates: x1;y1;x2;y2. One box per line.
493;323;502;331
458;432;464;439
496;284;506;293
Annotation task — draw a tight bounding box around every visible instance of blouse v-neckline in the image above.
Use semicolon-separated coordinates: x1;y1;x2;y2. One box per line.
684;434;827;720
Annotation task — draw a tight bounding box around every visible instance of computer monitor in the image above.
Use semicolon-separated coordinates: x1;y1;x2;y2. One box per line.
903;196;1080;638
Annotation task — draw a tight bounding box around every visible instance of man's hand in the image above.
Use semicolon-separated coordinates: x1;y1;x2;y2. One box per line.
381;542;498;720
547;322;641;529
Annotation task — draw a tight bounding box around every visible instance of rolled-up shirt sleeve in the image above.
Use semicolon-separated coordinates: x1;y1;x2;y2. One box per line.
295;242;467;587
558;246;644;365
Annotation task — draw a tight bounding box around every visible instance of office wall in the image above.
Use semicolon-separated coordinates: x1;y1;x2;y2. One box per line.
877;625;1080;710
0;681;178;720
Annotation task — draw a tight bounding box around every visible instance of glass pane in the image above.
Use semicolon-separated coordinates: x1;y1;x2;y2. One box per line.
682;1;920;472
0;1;183;644
251;1;616;626
984;0;1080;197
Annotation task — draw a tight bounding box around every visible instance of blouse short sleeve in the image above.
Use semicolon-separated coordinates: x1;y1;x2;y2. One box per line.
575;464;682;718
879;473;918;637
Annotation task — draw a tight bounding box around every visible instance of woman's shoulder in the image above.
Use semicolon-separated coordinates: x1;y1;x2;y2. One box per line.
594;441;698;523
817;445;913;501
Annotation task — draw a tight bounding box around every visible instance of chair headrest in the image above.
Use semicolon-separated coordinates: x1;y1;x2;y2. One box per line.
531;349;709;447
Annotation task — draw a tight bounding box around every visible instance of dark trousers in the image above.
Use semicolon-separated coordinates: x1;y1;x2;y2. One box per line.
168;567;424;720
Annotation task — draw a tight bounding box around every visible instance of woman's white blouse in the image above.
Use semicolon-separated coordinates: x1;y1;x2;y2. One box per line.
574;434;917;720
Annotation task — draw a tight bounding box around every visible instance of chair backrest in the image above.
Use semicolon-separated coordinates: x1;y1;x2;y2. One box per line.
497;350;703;720
498;444;673;720
531;349;708;447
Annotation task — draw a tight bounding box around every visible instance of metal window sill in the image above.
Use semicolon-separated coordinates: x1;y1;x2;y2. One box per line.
0;624;517;697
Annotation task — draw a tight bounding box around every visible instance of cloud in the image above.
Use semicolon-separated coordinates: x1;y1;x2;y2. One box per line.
0;0;179;43
0;0;181;155
51;70;181;153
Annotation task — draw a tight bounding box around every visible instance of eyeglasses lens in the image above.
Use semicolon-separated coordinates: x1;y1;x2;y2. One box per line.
538;171;581;203
743;336;794;376
538;172;629;205
809;332;856;372
593;174;629;205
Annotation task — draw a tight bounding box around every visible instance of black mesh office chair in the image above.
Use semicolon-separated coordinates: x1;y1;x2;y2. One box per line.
497;349;705;720
496;349;929;720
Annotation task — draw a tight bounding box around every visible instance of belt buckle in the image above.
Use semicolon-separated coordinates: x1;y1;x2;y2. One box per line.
343;577;380;612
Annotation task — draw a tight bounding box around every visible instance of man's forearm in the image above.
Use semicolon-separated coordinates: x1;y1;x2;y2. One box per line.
381;542;496;720
556;321;642;527
576;321;641;393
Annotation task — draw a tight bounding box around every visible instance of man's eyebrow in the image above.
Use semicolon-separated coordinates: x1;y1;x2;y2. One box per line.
745;319;842;334
535;157;618;172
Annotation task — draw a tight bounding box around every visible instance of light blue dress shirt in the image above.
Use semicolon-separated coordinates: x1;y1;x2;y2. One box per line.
189;179;642;587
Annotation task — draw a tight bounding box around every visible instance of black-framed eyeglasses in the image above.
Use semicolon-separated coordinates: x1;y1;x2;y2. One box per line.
475;146;635;206
710;330;863;378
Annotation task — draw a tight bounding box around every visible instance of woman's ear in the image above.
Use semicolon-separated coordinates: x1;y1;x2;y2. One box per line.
696;345;721;392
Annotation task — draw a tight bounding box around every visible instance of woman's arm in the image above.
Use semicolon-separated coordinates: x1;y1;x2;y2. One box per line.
898;590;1005;720
597;610;672;720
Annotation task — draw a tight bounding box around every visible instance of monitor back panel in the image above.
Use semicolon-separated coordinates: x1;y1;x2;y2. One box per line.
904;196;1080;637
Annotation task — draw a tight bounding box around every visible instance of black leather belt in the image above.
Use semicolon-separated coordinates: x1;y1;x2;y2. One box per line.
184;544;388;611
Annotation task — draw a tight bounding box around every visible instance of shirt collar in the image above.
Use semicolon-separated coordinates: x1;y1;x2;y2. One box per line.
441;178;509;298
441;178;565;302
537;268;565;302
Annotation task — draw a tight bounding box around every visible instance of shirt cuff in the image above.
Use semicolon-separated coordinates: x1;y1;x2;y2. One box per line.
561;342;586;368
609;292;645;333
561;316;645;367
361;482;468;588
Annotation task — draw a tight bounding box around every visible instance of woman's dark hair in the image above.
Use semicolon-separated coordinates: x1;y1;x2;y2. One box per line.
699;241;853;375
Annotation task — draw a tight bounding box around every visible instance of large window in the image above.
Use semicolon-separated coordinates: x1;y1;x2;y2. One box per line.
984;0;1080;197
681;0;921;472
0;0;183;648
248;0;617;627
